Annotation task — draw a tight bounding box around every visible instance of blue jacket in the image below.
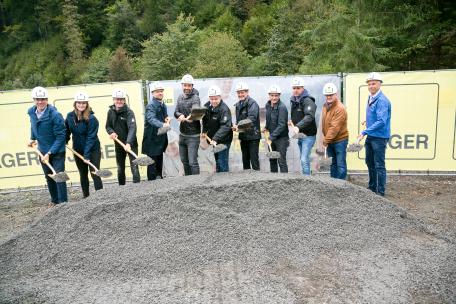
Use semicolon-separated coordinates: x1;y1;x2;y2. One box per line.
142;98;168;156
362;91;391;139
65;111;101;159
28;105;66;154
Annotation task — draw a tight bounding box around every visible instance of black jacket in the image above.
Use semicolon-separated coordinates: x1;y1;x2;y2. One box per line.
265;100;289;141
174;88;201;135
290;89;317;136
234;96;261;141
202;100;233;145
105;104;138;147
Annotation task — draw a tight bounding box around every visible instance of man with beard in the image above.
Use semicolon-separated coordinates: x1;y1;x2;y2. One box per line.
174;74;201;175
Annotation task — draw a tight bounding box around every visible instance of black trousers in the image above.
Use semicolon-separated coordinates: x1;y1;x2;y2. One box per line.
240;139;260;171
270;137;289;173
147;154;163;180
74;149;103;198
115;145;141;185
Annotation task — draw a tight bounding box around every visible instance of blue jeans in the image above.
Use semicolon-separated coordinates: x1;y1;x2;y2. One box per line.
365;136;388;196
297;136;316;175
40;152;68;204
179;135;200;175
214;143;230;173
326;139;348;179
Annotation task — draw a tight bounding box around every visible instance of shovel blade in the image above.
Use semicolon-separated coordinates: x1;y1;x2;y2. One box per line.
95;169;113;178
266;151;281;159
49;172;70;182
319;158;332;171
132;156;155;166
157;126;171;135
347;143;363;152
292;133;307;139
238;119;253;130
213;144;227;154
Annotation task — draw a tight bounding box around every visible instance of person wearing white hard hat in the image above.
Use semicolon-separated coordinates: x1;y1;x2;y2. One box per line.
174;74;201;175
106;88;141;185
358;72;391;196
202;85;233;172
65;92;103;197
289;77;317;175
320;83;349;179
27;86;68;205
142;82;170;180
233;81;261;171
264;84;289;173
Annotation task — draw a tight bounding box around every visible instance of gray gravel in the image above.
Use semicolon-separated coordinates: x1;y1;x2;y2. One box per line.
0;172;455;303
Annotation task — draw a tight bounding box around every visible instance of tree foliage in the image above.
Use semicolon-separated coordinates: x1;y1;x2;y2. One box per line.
0;0;455;89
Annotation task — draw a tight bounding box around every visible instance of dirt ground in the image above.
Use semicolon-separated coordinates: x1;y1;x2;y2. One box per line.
1;175;455;244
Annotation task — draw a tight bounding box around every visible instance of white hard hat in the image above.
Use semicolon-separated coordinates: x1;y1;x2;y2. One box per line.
112;88;127;99
181;74;194;85
74;92;89;102
31;86;48;99
366;72;383;83
150;81;164;92
291;77;305;87
235;82;249;92
322;83;338;95
268;85;281;94
208;85;221;97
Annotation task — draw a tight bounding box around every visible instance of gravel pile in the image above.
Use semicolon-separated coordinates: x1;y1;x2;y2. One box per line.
1;172;455;303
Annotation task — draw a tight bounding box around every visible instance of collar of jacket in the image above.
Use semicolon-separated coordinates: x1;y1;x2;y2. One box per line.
267;100;281;109
34;104;53;120
209;99;224;111
291;89;310;103
151;97;164;105
237;96;250;107
110;104;128;113
368;90;383;106
324;99;339;110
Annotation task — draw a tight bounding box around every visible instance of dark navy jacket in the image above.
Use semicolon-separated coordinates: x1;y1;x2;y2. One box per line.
142;98;168;156
202;100;233;145
27;105;66;154
65;111;101;159
265;100;289;141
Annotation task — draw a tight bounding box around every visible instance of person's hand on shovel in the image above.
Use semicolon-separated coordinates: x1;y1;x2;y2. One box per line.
185;114;193;122
232;125;238;132
41;152;50;163
124;143;132;152
27;140;36;148
109;132;118;140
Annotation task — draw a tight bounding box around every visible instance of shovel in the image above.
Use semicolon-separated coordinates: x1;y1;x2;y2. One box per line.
317;148;332;171
113;137;155;166
348;122;366;152
236;118;253;133
66;146;112;178
204;134;227;153
263;130;280;159
289;121;307;139
33;146;70;182
347;138;364;152
157;118;172;135
187;106;207;121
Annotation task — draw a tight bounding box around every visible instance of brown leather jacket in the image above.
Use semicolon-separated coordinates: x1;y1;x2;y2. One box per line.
322;99;349;145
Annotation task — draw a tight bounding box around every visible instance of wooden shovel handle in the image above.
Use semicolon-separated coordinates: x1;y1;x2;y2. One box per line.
113;137;139;158
34;147;57;175
66;146;99;172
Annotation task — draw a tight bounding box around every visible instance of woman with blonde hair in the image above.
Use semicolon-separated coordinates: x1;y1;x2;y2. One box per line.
65;92;103;198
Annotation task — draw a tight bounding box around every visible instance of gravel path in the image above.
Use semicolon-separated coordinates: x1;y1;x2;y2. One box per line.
0;172;455;303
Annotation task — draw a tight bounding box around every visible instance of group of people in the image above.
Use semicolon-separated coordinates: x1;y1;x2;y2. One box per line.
27;72;391;206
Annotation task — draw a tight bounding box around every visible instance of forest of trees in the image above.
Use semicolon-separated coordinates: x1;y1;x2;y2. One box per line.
0;0;455;90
